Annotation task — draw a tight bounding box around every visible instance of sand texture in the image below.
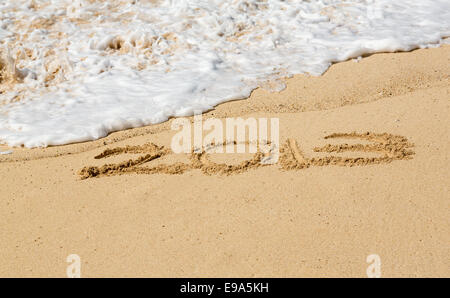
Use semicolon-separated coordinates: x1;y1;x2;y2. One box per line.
0;46;449;277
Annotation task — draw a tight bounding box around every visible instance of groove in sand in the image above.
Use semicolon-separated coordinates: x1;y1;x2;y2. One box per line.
79;132;415;179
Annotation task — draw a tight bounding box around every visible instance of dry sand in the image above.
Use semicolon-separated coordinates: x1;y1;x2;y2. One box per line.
0;45;449;277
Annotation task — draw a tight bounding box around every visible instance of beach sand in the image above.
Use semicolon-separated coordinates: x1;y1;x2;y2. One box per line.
0;45;448;277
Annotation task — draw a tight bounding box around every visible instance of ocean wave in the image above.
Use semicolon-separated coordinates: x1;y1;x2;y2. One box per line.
0;0;449;147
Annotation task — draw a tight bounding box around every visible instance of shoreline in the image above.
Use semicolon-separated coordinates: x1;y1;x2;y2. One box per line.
1;45;448;161
0;45;448;277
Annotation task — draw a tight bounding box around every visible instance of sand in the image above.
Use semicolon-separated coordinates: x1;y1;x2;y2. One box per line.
0;45;448;277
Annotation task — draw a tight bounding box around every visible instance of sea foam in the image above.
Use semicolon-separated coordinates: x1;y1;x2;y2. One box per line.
0;0;449;147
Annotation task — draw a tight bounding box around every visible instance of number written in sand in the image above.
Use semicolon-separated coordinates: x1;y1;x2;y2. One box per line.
78;132;415;179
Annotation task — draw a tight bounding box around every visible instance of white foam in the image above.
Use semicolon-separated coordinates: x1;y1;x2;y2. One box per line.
0;0;449;147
